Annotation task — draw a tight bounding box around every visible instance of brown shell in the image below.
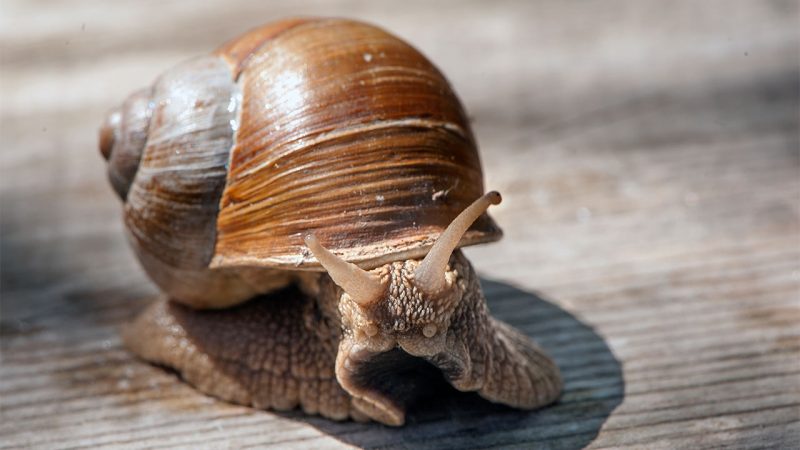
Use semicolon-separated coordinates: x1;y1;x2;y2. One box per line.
105;18;500;288
210;19;501;269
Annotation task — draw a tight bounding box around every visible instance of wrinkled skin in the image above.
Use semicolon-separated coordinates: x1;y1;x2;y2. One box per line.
124;251;562;426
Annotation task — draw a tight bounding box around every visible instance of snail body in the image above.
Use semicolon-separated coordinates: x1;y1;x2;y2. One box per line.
102;18;561;425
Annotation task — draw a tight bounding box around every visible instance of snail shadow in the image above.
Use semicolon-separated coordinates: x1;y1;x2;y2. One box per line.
287;279;625;449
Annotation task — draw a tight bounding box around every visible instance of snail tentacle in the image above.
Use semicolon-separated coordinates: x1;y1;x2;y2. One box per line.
305;233;386;306
414;191;502;296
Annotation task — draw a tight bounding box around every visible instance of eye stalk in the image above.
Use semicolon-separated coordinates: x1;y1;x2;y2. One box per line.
304;233;386;306
305;191;501;305
414;191;502;297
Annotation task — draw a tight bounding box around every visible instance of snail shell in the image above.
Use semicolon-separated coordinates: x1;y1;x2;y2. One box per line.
100;18;501;307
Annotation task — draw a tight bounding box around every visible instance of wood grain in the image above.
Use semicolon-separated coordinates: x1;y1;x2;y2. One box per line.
1;0;798;448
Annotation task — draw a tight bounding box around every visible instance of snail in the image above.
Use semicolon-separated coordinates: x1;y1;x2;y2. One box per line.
100;17;562;426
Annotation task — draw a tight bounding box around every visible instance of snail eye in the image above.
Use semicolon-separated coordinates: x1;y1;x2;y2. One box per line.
364;323;379;337
422;324;437;338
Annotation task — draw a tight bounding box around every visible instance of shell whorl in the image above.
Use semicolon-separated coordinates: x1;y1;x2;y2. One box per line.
100;87;153;199
120;55;273;308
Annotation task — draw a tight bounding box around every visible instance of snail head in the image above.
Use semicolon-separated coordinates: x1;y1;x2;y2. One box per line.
305;191;501;357
305;191;501;425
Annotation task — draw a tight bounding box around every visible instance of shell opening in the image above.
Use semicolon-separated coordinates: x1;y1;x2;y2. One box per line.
414;191;502;296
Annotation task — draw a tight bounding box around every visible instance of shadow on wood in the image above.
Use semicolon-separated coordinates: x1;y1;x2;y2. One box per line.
2;207;623;448
113;278;623;449
277;279;625;449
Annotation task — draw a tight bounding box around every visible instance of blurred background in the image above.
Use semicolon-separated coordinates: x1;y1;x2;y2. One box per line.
2;0;798;448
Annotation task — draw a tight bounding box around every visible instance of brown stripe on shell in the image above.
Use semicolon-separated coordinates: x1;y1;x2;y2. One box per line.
212;19;501;270
214;18;315;78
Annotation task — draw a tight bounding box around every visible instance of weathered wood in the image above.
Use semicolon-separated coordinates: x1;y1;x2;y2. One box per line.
1;0;798;448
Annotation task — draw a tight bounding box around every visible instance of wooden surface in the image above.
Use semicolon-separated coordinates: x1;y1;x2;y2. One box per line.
2;0;799;448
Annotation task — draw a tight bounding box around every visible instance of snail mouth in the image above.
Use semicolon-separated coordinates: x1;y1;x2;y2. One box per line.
335;340;449;426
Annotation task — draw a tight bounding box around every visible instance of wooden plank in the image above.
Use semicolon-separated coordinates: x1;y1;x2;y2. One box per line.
2;0;799;448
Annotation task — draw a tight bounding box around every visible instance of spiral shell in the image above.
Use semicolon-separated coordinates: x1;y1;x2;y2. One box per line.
100;18;501;307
